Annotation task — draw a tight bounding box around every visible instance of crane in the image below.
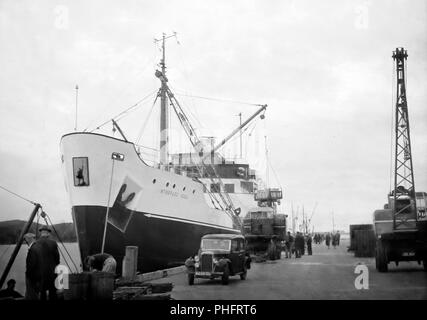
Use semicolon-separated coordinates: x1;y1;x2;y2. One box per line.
373;47;427;272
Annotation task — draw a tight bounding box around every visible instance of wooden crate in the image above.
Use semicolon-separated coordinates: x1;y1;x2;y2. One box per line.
354;229;376;257
349;224;373;251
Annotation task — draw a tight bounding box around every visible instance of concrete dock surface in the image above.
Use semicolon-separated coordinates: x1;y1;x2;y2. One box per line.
151;239;427;300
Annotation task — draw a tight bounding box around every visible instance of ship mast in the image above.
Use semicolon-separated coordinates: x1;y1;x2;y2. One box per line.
155;33;177;168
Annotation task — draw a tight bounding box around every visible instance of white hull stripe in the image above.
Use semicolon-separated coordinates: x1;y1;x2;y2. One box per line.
142;211;239;232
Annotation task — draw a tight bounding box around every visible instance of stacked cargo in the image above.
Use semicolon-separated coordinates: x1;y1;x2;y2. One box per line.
349;224;374;251
354;229;376;257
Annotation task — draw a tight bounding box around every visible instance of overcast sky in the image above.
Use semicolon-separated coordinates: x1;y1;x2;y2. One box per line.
0;0;426;232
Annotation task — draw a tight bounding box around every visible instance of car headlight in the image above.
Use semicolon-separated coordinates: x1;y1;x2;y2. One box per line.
195;255;199;262
195;262;199;268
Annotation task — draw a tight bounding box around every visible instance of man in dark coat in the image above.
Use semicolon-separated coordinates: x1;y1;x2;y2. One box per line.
24;233;40;300
284;231;294;258
325;233;331;249
32;226;60;300
306;234;313;255
336;231;341;246
294;232;304;258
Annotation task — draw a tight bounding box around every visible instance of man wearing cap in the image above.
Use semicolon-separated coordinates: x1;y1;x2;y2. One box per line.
32;226;60;300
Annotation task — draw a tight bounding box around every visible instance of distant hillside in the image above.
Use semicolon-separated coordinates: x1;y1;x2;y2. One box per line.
0;220;77;244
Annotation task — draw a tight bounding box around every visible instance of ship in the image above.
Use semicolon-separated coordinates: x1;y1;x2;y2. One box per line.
60;34;269;273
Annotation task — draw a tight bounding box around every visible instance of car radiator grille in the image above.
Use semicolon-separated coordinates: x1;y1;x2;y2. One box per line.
201;254;213;272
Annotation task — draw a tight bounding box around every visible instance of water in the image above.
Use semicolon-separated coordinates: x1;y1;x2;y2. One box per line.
0;243;81;295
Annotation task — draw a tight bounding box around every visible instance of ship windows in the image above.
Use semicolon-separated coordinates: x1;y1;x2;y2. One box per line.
183;187;186;191
224;184;235;193
166;182;170;187
72;157;89;187
192;190;196;194
173;184;176;189
210;183;221;193
152;179;156;184
240;181;254;193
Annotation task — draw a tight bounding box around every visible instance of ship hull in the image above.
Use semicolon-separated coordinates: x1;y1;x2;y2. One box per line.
73;205;239;273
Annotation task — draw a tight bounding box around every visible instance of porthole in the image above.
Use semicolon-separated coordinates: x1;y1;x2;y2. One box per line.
192;190;195;194
166;182;170;187
173;184;176;189
152;179;156;184
183;187;186;191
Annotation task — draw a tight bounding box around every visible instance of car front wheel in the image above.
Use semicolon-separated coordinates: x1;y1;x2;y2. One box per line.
240;266;247;280
222;265;230;285
188;273;195;285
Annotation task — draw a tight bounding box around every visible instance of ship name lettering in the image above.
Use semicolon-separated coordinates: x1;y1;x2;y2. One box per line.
160;189;179;197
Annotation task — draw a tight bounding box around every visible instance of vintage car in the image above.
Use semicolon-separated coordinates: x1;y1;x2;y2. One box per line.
185;234;251;285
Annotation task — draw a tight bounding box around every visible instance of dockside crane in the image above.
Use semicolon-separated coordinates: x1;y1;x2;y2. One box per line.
373;47;427;272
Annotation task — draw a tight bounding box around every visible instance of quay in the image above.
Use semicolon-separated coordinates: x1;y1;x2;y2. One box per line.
150;240;427;300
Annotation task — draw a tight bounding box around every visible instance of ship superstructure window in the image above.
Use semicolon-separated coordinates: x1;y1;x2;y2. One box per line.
224;184;235;193
210;183;221;193
73;157;89;187
240;181;254;193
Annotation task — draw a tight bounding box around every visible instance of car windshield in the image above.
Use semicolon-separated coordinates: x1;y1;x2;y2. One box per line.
201;239;231;251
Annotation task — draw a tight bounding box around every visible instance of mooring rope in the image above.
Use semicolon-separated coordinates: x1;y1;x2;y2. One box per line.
45;213;79;273
0;245;11;261
0;184;36;205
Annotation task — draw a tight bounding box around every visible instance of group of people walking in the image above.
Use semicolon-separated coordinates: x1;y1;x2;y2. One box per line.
283;231;341;258
283;231;313;258
313;232;341;249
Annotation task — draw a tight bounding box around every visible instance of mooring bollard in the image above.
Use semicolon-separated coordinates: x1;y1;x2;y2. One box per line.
122;246;138;280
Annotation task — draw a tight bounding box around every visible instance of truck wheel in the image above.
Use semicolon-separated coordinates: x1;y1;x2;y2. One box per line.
375;240;388;272
188;273;195;285
268;242;276;260
222;265;230;285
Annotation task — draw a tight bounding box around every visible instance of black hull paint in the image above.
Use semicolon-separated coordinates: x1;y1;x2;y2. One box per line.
72;206;240;273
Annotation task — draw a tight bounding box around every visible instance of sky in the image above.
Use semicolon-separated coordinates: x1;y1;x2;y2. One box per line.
0;0;426;232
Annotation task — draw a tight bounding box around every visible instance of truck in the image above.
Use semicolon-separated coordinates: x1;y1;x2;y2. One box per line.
242;188;286;260
373;48;427;272
374;190;427;271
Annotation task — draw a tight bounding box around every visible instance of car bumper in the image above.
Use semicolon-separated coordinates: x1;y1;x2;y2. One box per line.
195;271;224;278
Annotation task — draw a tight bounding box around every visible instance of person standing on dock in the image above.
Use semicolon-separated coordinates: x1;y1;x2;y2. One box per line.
285;231;294;258
294;232;304;258
24;233;39;300
33;226;60;300
306;234;313;255
332;233;337;249
325;233;331;249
